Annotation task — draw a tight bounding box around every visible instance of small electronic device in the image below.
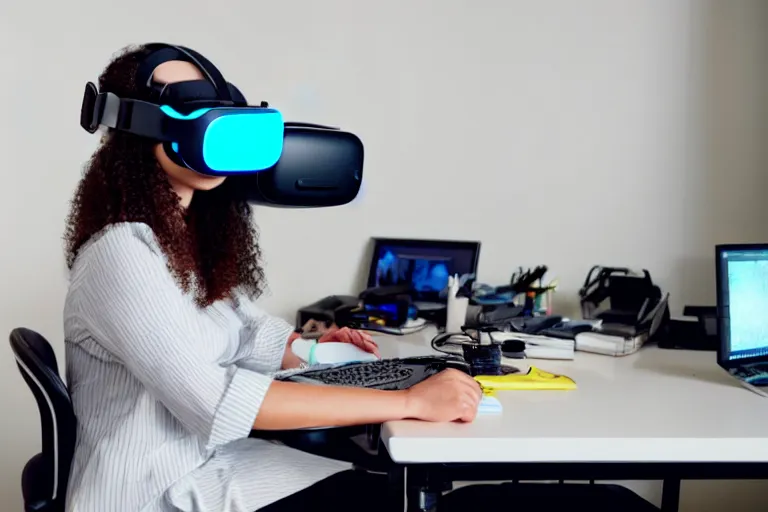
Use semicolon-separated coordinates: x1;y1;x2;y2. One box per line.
297;289;419;334
508;316;564;334
278;356;470;390
295;295;360;331
597;292;670;339
538;321;596;340
716;244;768;396
470;304;524;327
430;330;520;375
500;339;526;358
356;284;415;327
366;238;481;304
656;306;718;351
579;266;665;325
291;339;378;366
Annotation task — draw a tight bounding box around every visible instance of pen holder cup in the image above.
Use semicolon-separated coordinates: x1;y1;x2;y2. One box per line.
462;343;502;377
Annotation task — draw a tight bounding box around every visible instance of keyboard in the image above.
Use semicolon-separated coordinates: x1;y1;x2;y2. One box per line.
733;364;768;381
278;356;470;391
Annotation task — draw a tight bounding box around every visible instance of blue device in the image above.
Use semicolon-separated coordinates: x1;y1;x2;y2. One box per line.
80;43;364;207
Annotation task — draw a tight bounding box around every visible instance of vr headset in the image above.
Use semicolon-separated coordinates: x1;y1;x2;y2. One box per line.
80;43;363;207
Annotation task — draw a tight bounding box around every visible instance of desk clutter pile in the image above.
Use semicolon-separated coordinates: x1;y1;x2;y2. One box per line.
296;258;715;361
272;239;768;512
290;236;728;414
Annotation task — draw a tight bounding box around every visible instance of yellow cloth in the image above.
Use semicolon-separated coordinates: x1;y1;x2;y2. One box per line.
475;367;577;395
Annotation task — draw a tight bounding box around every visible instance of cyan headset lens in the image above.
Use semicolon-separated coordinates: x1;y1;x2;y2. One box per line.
203;110;284;173
160;106;285;175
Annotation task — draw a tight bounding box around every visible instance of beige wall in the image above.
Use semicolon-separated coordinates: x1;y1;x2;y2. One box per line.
0;0;766;509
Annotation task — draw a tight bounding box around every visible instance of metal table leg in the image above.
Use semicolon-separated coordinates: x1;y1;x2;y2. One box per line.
387;466;406;511
405;487;440;512
404;466;451;512
661;479;681;512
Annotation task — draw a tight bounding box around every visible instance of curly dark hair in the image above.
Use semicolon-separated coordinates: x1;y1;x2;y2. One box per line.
64;45;265;306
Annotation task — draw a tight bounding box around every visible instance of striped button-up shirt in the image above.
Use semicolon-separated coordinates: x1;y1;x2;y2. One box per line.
64;222;347;511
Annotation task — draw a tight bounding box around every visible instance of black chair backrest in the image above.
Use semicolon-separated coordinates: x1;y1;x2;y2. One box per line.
10;328;77;512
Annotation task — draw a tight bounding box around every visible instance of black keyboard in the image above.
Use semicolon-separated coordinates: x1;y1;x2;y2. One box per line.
733;363;768;381
278;356;470;391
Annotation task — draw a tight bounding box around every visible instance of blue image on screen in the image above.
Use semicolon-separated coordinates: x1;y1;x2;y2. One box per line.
376;251;451;292
372;243;477;301
727;259;768;357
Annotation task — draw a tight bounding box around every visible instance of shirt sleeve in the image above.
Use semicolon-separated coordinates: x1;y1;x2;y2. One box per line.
231;293;294;374
73;227;271;453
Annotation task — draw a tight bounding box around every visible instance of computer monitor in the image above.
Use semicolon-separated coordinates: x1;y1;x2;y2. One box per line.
366;238;481;303
716;244;768;368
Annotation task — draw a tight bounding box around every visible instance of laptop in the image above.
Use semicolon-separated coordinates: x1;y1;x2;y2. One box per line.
365;237;480;306
716;244;768;397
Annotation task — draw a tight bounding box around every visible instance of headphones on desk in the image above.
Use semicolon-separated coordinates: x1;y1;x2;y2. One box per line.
80;43;364;207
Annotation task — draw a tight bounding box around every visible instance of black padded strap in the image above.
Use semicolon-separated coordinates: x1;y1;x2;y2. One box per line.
160;80;219;103
178;46;232;102
137;43;232;102
95;92;169;140
136;46;184;88
227;83;248;104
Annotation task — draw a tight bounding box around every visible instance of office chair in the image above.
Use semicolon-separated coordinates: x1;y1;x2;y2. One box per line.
10;328;77;512
9;326;383;510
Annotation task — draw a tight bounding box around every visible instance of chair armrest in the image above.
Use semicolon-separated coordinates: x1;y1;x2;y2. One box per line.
250;425;393;472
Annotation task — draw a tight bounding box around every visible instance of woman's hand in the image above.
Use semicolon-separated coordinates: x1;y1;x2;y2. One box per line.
317;327;380;358
403;369;483;423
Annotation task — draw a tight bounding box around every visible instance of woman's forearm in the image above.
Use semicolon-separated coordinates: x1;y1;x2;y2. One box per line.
253;381;409;430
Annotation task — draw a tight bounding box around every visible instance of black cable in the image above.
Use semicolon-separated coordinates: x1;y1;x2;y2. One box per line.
432;330;505;374
430;331;475;355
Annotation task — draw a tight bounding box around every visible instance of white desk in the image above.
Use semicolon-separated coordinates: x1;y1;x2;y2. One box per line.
374;329;768;465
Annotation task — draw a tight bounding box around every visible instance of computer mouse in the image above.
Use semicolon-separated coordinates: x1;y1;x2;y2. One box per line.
442;358;472;374
291;339;379;366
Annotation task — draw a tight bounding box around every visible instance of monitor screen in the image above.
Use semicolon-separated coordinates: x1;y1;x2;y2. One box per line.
717;245;768;362
366;238;480;302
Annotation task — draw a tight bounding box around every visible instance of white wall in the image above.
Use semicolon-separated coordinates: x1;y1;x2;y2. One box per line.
0;0;766;510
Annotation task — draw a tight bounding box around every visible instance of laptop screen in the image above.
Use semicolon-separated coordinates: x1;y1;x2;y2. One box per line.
717;245;768;362
366;238;480;303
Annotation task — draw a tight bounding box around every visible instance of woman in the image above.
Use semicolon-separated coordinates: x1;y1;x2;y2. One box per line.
63;45;482;512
